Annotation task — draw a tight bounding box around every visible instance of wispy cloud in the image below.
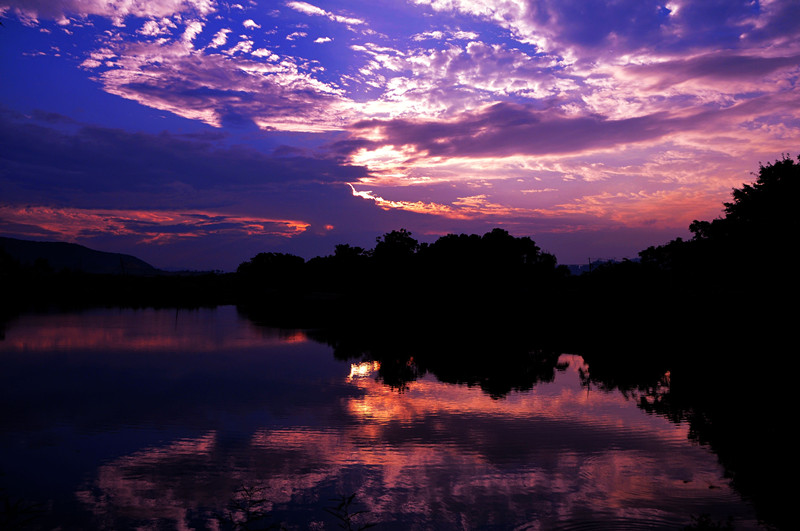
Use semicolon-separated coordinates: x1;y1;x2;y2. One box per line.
348;95;800;160
0;206;310;244
412;29;479;41
286;1;366;27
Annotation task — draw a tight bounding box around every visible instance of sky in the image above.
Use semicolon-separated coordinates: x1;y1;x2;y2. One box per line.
1;0;798;271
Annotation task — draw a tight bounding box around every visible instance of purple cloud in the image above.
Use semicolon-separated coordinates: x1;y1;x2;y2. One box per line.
413;0;800;56
624;53;800;90
89;38;353;132
348;93;799;159
0;108;364;202
0;0;215;26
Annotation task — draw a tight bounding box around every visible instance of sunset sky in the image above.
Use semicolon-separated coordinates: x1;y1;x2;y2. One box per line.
1;0;798;270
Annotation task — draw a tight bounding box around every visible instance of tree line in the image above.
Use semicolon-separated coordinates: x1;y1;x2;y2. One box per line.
573;154;798;342
2;155;797;328
237;227;567;294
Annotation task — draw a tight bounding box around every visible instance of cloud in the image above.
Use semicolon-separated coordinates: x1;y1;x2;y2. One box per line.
411;0;800;57
3;0;798;269
0;0;216;26
348;184;467;219
0;108;364;196
348;40;567;122
620;52;800;91
80;58;103;69
286;30;307;40
0;108;370;228
181;20;204;43
224;38;254;55
83;31;355;132
251;47;279;59
412;29;479;41
207;27;232;48
0;107;379;267
286;1;366;26
137;19;174;37
0;206;311;245
349;93;800;160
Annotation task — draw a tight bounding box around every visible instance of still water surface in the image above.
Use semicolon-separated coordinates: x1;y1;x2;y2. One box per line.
0;307;759;529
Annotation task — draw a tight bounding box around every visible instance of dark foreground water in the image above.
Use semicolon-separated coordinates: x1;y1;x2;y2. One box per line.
0;307;761;530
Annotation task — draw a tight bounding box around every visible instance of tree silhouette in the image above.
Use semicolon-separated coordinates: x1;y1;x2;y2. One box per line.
236;252;305;298
689;154;799;248
372;228;419;263
640;154;799;275
236;252;304;277
334;243;368;261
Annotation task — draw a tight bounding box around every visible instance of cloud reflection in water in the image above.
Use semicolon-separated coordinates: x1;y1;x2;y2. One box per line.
0;308;757;529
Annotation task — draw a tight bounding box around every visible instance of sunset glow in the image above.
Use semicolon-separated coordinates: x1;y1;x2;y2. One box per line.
0;206;311;243
1;0;798;268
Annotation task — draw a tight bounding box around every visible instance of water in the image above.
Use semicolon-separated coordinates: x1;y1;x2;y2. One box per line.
0;307;761;530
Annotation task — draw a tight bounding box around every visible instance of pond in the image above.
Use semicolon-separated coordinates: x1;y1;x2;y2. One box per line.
0;306;761;530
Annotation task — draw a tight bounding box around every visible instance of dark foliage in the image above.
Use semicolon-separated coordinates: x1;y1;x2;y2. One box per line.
303;323;567;399
236;252;305;277
558;155;799;354
235;227;568;329
638;154;799;293
372;228;419;263
561;155;799;530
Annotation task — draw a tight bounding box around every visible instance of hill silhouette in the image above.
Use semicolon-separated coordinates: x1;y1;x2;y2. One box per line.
0;236;158;275
1;237;237;311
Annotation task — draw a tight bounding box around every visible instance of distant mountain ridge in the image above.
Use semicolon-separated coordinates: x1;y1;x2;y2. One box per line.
0;237;159;275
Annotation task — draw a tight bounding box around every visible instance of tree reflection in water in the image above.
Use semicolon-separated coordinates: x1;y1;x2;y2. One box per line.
304;320;788;530
0;308;778;530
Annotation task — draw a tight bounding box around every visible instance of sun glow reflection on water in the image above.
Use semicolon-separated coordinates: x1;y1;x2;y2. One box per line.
0;307;759;530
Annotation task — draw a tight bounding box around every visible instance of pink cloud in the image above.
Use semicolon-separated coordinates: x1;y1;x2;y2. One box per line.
90;37;353;132
64;353;738;530
621;52;800;91
0;205;311;245
0;0;216;26
412;0;800;57
349;93;800;160
286;1;366;27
